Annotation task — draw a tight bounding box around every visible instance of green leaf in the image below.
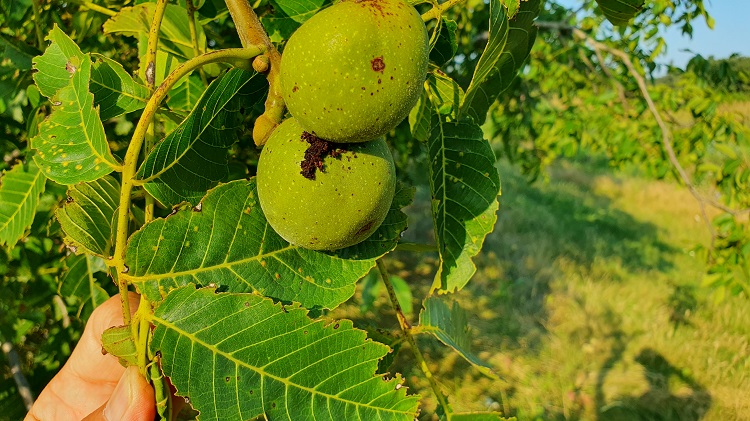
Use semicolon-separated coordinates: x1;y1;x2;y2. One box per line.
430;17;458;67
446;412;514;420
261;0;329;43
595;0;645;26
409;89;431;142
102;325;138;367
58;253;110;320
30;26;120;184
460;0;539;125
0;33;40;71
126;179;412;310
427;72;465;121
410;72;464;142
90;54;150;120
0;161;46;249
500;0;520;18
135;69;265;208
419;296;497;379
427;117;500;292
150;286;420;420
166;74;205;113
55;175;120;258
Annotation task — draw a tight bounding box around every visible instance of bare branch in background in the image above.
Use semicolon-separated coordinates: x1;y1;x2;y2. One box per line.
535;20;750;246
1;341;34;410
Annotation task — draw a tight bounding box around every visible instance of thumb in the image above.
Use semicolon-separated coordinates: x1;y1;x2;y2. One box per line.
83;366;156;421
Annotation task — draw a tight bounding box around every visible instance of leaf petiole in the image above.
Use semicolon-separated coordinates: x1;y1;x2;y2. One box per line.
421;0;467;22
376;259;453;413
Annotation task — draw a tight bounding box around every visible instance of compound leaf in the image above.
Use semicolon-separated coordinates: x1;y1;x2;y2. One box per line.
125;179;411;310
427;116;500;293
58;253;110;320
56;175;120;258
0;161;46;249
460;0;539;125
90;53;150;120
30;25;120;184
136;69;265;208
595;0;645;26
150;286;420;420
419;296;497;379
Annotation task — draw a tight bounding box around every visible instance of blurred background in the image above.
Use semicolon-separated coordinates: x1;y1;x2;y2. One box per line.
2;0;749;420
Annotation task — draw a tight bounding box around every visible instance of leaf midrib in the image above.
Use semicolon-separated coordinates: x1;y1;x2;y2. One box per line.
0;167;45;234
136;74;252;183
151;315;415;416
71;61;120;171
128;244;353;293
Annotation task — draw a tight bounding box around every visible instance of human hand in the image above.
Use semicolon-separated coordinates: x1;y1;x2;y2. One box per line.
25;293;156;421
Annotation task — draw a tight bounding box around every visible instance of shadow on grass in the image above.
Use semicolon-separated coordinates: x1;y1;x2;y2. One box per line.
467;161;677;352
597;347;712;421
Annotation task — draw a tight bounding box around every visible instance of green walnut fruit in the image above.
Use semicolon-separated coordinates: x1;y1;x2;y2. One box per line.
257;118;396;251
280;0;429;143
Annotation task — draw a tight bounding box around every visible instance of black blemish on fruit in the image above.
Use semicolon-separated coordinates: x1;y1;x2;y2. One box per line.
371;56;385;72
292;85;299;93
299;131;348;180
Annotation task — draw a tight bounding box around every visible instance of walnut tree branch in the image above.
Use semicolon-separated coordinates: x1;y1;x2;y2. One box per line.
225;0;285;146
1;341;34;410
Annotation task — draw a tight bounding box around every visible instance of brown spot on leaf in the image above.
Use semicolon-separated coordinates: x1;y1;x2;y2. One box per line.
65;62;76;73
370;56;385;72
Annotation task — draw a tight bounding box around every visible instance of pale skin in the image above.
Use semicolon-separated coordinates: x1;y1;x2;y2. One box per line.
25;293;156;421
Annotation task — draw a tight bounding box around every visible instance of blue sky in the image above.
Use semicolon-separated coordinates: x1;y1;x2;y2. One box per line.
660;1;750;69
553;0;750;69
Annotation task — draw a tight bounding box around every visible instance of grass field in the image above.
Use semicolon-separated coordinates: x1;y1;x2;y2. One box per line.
334;158;750;420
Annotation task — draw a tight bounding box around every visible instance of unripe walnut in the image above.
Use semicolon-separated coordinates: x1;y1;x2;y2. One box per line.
256;118;396;251
280;0;429;143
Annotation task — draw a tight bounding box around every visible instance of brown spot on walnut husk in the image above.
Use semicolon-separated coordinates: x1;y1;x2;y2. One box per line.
355;220;376;235
300;131;348;180
371;56;385;72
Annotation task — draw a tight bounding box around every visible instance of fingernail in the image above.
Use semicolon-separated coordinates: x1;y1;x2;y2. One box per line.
104;367;137;420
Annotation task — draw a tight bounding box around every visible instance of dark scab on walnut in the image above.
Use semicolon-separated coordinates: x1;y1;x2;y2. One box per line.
299;131;349;180
370;56;385;73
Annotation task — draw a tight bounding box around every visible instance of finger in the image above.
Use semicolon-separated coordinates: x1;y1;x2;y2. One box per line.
82;366;156;421
26;293;141;421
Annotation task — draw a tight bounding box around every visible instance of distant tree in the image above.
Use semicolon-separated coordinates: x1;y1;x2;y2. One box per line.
686;54;750;93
